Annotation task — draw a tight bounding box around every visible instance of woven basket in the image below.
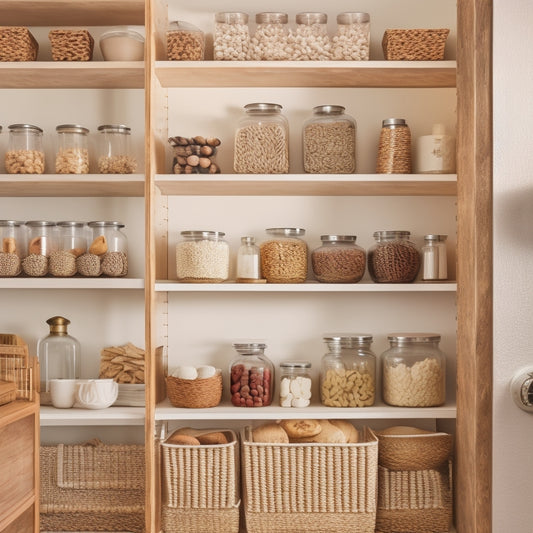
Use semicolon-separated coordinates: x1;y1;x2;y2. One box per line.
0;351;35;401
161;429;240;533
382;29;450;60
166;370;222;408
49;29;94;61
0;26;38;61
241;426;378;533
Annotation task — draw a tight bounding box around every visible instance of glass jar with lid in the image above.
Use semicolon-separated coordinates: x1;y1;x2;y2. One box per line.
175;230;229;283
250;12;289;60
331;12;370;60
303;105;357;174
5;124;45;174
290;12;331;60
87;221;128;277
260;227;307;283
421;234;448;281
22;221;57;277
376;118;412;174
320;334;376;407
382;333;446;407
0;220;26;277
234;103;289;174
236;236;261;282
230;342;274;407
99;27;145;61
166;20;204;60
368;230;420;283
214;12;250;60
279;360;312;407
55;124;90;174
97;124;137;174
48;221;87;277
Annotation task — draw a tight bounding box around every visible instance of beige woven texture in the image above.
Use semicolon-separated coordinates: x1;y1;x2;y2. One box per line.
0;26;38;61
166;371;222;408
382;29;450;61
49;29;94;61
0;336;34;400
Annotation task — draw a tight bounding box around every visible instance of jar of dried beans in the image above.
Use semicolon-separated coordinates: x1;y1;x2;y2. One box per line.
0;220;26;277
331;12;370;60
234;103;289;174
49;221;88;277
290;12;331;60
382;333;446;407
55;124;90;174
303;105;356;174
22;221;57;277
96;124;137;174
230;342;273;407
213;12;250;61
86;221;128;277
376;118;412;174
368;230;420;283
250;12;289;60
260;227;307;283
5;124;45;174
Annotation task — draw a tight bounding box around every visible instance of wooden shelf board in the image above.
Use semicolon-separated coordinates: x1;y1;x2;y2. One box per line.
0;278;144;289
0;400;38;429
40;406;145;426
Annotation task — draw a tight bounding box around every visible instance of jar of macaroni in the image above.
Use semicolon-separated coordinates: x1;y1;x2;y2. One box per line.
5;124;45;174
96;124;137;174
279;360;312;407
0;220;26;277
290;12;331;60
331;12;370;60
250;12;289;60
214;12;250;60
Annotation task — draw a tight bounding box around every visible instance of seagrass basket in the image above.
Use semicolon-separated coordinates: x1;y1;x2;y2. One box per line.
0;26;38;61
382;29;450;60
166;369;222;408
49;29;94;61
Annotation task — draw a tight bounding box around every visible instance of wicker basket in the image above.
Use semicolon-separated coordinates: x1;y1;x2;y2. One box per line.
241;426;378;533
0;26;38;61
161;429;240;533
49;29;94;61
166;370;222;408
382;29;450;60
0;334;35;400
0;380;16;405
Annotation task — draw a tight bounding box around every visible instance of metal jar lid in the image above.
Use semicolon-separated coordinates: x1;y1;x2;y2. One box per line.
56;124;89;135
26;220;56;227
296;12;328;25
266;227;306;237
313;105;346;115
0;220;25;227
57;221;86;228
382;118;408;128
387;333;442;343
320;234;357;243
323;334;373;346
8;123;43;133
280;360;312;369
88;221;125;228
424;234;448;241
244;103;282;114
180;230;225;239
373;230;411;240
232;342;267;354
256;12;288;24
97;124;131;134
215;12;249;24
337;12;370;24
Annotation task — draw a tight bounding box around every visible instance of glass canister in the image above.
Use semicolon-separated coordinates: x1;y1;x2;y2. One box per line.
368;230;420;283
320;334;376;407
0;220;26;277
311;234;366;283
279;360;312;407
236;236;261;282
37;316;81;405
382;333;446;407
376;118;412;174
213;12;250;60
22;220;57;277
421;234;448;281
175;230;229;283
260;227;307;283
5;124;45;174
250;12;289;61
55;124;90;174
331;12;370;60
166;20;205;60
230;342;273;407
48;221;88;277
290;12;331;60
87;221;128;277
303;105;356;174
97;124;137;174
234;103;289;174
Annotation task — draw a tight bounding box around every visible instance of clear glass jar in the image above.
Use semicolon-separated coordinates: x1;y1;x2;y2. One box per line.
5;124;45;174
234;103;289;174
414;123;456;174
22;221;57;277
376;118;412;174
250;12;289;60
166;20;204;60
368;230;420;283
331;12;370;60
303;105;357;173
311;235;366;283
48;221;88;277
87;221;128;277
290;12;331;60
55;124;90;174
236;236;261;282
213;12;250;61
175;230;229;283
260;227;307;283
382;333;446;407
279;360;312;407
422;234;448;281
0;220;26;277
230;342;274;407
320;334;376;407
100;27;145;61
97;124;137;174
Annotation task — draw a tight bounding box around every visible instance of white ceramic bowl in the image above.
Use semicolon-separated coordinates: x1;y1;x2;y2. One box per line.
75;379;119;409
99;28;145;61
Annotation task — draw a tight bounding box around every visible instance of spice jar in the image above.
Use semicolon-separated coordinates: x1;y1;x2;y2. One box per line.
48;221;87;277
234;103;289;174
303;105;356;174
22;221;57;277
213;12;250;61
175;230;229;283
260;227;307;283
382;333;446;407
320;334;376;407
5;124;45;174
96;124;137;174
55;124;90;174
236;236;261;282
87;221;128;277
376;118;412;174
0;220;26;277
311;235;366;283
422;234;448;281
250;12;289;60
368;230;420;283
290;12;331;60
166;20;204;60
230;342;274;407
331;12;370;60
279;360;312;407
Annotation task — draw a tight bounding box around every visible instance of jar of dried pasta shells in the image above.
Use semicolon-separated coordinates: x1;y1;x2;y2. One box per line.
55;124;90;174
5;124;45;174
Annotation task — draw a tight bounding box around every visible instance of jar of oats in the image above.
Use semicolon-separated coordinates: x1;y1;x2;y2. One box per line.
303;105;356;173
260;227;307;283
250;12;289;60
290;12;331;60
5;124;45;174
382;333;446;407
55;124;90;174
96;124;137;174
87;221;128;277
22;221;57;277
213;12;250;61
49;221;88;277
0;220;26;277
331;12;370;60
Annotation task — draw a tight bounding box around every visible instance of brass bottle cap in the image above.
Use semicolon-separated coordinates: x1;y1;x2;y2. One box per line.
46;316;70;335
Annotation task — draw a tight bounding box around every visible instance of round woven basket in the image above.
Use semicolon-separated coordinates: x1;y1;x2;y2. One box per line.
166;370;222;408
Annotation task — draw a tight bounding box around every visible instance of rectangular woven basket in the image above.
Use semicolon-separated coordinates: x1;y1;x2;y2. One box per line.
0;26;38;61
382;29;450;60
0;337;35;400
241;426;378;533
49;29;94;61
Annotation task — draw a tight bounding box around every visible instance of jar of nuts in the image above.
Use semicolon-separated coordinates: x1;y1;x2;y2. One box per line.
96;124;137;174
213;12;250;61
331;12;370;61
382;333;446;407
22;221;57;277
5;124;45;174
86;221;128;277
250;12;289;61
230;342;274;407
166;20;205;61
320;334;376;407
290;12;331;60
0;220;26;277
279;360;312;407
49;221;88;277
55;124;90;174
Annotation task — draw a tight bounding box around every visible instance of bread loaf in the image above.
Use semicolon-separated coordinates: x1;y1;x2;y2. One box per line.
290;420;346;444
253;422;289;443
330;419;359;443
279;419;321;439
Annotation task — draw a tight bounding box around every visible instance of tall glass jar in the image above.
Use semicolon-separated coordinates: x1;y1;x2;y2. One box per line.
331;12;370;60
22;220;57;277
260;227;307;283
250;12;289;60
5;124;45;174
49;221;88;277
55;124;90;174
97;124;137;174
279;360;312;407
213;12;250;60
87;221;128;277
376;118;412;174
234;103;289;174
236;236;261;282
382;333;446;407
290;12;331;60
0;220;26;277
37;316;81;405
320;334;376;407
303;105;356;174
230;342;274;407
368;230;420;283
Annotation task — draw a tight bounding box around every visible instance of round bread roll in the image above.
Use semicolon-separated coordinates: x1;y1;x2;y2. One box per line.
253;422;289;443
197;432;229;445
290;420;346;444
166;433;201;446
279;419;322;439
330;420;359;443
376;426;432;436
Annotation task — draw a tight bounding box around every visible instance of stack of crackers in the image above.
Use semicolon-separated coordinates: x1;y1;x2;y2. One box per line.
99;343;145;383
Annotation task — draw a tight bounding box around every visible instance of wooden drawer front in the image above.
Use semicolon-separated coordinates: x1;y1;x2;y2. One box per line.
0;504;34;533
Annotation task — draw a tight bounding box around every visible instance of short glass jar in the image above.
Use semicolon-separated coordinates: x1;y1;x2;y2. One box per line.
230;342;274;407
234;103;289;174
250;12;289;60
260;227;308;283
87;221;128;277
376;118;412;174
213;12;250;60
368;230;420;283
0;220;26;277
320;334;376;407
279;360;312;407
175;230;229;283
23;221;57;277
49;221;88;277
303;105;356;174
100;27;145;61
331;12;370;60
382;333;446;407
55;124;90;174
236;236;261;282
5;124;45;174
166;20;204;60
290;12;331;60
311;235;366;283
97;124;137;174
421;234;448;281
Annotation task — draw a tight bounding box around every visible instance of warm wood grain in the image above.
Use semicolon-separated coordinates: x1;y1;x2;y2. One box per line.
0;500;35;533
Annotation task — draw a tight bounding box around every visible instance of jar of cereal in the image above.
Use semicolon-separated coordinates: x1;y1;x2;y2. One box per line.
55;124;90;174
250;12;289;60
0;220;26;277
22;221;57;277
331;12;370;60
49;221;87;277
213;12;250;60
290;12;331;60
97;124;137;174
279;360;312;407
5;124;45;174
87;221;128;277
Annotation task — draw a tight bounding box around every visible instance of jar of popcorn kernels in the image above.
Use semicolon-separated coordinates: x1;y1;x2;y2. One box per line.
55;124;90;174
250;12;289;60
331;12;370;60
5;124;45;174
97;124;137;174
290;12;331;60
213;12;250;60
